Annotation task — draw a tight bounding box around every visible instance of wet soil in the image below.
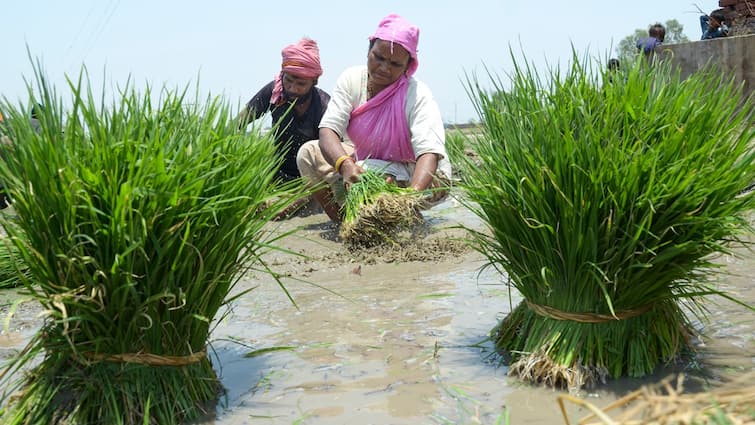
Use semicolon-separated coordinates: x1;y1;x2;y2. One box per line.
1;197;753;424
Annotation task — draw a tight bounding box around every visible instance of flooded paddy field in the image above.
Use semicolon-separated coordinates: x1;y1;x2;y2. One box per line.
1;198;753;424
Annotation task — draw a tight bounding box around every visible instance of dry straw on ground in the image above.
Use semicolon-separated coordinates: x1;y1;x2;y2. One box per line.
558;372;755;425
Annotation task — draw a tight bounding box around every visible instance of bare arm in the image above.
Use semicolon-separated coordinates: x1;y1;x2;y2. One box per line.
238;82;275;128
410;152;439;191
237;106;253;129
319;127;363;185
405;80;445;192
318;127;347;165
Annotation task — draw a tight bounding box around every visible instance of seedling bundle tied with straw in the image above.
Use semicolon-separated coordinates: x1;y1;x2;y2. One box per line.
0;66;302;424
452;56;755;390
339;169;425;247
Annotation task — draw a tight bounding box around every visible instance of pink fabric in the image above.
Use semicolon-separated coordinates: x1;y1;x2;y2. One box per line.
346;74;414;163
346;14;420;163
271;38;323;104
368;13;419;77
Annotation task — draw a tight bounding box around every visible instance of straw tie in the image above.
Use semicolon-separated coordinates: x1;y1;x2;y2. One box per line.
82;348;207;366
525;300;654;323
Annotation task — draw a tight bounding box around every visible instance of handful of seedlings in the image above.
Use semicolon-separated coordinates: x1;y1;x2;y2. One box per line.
339;170;424;248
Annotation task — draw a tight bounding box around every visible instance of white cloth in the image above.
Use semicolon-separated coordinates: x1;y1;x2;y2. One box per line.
318;65;452;180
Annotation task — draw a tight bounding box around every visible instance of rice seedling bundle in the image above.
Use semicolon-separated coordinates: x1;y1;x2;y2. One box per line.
453;55;755;390
339;169;423;247
0;66;301;424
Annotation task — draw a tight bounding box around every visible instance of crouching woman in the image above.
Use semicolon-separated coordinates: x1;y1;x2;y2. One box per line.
296;13;452;222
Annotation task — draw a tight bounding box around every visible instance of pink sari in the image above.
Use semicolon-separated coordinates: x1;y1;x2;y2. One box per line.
346;75;415;163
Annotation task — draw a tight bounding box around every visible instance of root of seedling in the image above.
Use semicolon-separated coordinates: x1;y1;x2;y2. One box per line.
340;194;423;248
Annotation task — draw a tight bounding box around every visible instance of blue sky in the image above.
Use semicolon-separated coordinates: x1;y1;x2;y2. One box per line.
2;1;708;123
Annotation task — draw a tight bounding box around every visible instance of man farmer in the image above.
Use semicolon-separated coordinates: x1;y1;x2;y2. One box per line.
238;37;330;183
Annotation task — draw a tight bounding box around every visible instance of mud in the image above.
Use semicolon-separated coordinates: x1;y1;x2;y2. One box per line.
0;197;753;424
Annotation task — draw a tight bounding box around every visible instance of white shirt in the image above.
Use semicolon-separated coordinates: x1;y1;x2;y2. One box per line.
319;65;451;181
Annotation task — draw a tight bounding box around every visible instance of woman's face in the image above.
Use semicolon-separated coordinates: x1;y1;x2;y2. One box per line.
367;39;411;88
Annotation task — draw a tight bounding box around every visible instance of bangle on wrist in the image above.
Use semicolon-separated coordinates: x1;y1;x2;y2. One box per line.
334;155;353;174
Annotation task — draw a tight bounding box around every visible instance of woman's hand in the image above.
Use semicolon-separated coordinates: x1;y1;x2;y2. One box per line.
319;127;365;191
340;159;364;191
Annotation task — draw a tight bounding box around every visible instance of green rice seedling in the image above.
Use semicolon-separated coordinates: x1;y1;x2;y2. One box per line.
454;53;755;390
0;64;304;424
0;235;30;289
339;169;423;247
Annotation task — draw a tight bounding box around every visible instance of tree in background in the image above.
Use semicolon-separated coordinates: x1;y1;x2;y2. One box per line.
616;19;689;62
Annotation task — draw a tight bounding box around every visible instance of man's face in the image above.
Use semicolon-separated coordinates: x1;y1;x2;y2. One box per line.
282;73;316;101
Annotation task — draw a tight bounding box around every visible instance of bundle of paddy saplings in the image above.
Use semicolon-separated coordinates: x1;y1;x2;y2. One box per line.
339;169;424;248
452;55;755;390
0;66;302;424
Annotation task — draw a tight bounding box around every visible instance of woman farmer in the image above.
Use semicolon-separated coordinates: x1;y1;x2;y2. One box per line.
297;13;451;222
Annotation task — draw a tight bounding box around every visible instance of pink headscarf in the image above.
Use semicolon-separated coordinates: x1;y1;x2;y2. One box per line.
368;13;419;77
270;38;323;105
346;14;421;163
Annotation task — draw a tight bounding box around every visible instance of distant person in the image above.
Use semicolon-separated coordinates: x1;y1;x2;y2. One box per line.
0;103;51;210
0;109;10;209
636;23;666;58
0;110;9;146
0;112;7;210
238;38;330;183
296;13;452;222
608;58;620;72
606;58;621;84
30;104;42;134
701;9;729;40
0;103;44;142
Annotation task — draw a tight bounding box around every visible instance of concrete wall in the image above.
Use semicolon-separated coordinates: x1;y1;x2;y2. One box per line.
657;34;754;98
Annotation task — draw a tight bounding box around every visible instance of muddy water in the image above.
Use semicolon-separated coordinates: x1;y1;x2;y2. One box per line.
202;200;754;424
1;198;753;424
